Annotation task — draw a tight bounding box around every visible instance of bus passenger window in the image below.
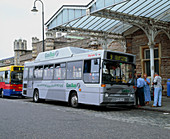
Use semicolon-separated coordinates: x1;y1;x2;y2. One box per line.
38;66;43;78
34;66;43;79
23;68;28;79
5;71;10;84
43;65;54;80
0;71;4;82
84;60;91;73
34;67;39;78
67;61;82;80
83;59;100;83
54;63;66;80
29;68;34;79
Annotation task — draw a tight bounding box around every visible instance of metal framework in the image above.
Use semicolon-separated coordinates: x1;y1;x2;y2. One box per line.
45;0;170;82
46;0;170;36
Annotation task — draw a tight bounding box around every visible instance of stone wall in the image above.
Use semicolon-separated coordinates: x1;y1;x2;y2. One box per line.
20;51;32;65
108;41;124;52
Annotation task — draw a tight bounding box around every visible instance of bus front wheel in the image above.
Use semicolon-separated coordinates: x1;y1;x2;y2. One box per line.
70;92;79;108
33;90;40;103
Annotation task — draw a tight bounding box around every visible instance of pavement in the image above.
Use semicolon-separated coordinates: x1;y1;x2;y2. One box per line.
138;96;170;113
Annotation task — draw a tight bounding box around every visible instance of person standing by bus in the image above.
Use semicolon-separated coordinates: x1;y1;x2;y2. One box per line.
137;74;145;107
133;72;138;106
143;74;151;105
152;73;162;107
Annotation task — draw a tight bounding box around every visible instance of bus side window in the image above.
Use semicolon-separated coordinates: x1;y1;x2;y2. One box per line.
29;68;34;79
83;59;100;83
54;63;66;80
39;66;43;78
5;71;10;84
23;68;28;80
67;61;83;80
91;59;100;72
43;65;54;80
0;71;4;82
34;66;43;79
34;67;39;79
84;60;91;73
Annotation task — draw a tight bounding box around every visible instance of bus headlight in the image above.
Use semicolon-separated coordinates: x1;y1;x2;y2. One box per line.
13;89;15;91
105;93;109;97
129;94;134;98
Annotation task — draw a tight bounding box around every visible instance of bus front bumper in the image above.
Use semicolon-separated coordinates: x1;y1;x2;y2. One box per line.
3;89;22;97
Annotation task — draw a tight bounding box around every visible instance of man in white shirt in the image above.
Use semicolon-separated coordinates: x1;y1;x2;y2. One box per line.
152;73;162;107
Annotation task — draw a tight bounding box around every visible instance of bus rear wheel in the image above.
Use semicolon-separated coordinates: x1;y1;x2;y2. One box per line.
33;90;40;103
70;92;79;108
1;90;5;98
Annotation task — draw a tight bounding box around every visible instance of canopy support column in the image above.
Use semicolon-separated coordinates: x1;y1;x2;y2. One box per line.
147;28;156;84
100;36;108;50
136;24;159;84
148;42;155;83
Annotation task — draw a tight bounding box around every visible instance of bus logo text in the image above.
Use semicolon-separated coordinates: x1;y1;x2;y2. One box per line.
45;51;59;59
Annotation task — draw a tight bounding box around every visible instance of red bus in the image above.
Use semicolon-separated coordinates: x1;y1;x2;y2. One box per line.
0;66;24;97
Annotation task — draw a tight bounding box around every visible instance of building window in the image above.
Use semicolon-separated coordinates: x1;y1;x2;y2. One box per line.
142;45;160;76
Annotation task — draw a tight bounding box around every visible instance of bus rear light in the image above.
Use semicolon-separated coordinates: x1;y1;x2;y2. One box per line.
101;84;106;87
105;93;109;97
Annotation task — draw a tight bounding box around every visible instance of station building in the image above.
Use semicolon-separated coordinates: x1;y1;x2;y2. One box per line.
45;0;170;95
1;0;169;95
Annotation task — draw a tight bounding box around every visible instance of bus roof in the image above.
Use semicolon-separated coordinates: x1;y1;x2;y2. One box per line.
0;65;24;72
35;47;93;62
24;47;136;66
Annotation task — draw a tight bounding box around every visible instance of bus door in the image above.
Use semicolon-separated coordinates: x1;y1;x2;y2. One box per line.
3;71;10;96
27;67;34;96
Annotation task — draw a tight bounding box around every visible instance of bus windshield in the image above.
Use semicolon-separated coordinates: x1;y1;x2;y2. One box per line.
102;60;135;85
11;71;23;84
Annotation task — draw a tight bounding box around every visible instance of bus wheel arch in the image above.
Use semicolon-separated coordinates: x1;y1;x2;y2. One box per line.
68;90;79;108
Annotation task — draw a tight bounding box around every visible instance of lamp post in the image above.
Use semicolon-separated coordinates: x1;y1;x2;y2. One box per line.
31;0;45;52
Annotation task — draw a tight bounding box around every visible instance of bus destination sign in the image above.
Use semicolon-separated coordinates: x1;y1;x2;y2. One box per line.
13;67;24;71
107;52;133;62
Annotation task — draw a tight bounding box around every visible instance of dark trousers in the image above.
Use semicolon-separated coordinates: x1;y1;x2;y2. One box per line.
135;90;138;105
137;88;145;106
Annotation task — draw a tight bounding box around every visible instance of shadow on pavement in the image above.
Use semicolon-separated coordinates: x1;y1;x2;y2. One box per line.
0;97;136;112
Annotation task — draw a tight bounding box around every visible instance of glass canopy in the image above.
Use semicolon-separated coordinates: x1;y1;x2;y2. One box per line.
46;0;170;36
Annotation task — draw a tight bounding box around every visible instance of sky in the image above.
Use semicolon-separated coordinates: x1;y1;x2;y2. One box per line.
0;0;91;59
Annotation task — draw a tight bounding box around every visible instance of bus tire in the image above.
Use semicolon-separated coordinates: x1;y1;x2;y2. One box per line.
70;92;79;108
1;90;4;98
33;90;40;103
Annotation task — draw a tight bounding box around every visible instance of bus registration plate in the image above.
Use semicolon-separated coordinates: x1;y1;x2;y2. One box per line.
115;98;124;102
